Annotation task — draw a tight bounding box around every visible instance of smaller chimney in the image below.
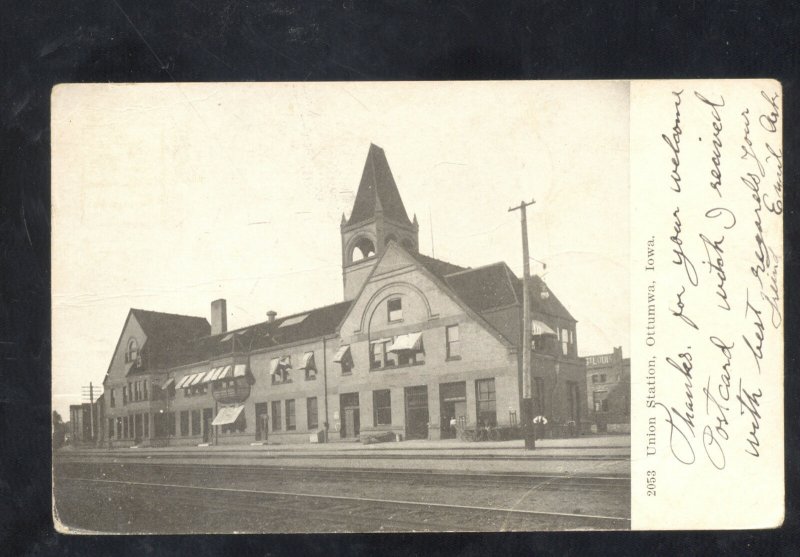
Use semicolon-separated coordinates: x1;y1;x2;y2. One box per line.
267;310;277;323
211;299;227;335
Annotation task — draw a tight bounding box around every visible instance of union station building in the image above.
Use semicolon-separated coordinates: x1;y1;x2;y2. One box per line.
100;144;589;447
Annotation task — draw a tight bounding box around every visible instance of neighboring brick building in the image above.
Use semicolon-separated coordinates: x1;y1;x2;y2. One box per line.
101;144;589;446
584;347;630;433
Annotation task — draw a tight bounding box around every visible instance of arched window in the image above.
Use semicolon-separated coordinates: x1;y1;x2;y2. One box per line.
401;238;416;252
384;233;398;248
350;237;376;262
125;338;139;364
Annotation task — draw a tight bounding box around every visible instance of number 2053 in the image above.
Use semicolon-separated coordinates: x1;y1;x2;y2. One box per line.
646;470;656;496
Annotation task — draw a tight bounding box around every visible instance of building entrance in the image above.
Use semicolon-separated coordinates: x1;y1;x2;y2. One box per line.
340;392;360;439
255;402;269;441
202;408;213;443
439;381;467;439
405;385;429;439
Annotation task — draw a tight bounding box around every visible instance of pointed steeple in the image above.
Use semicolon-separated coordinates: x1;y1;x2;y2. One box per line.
346;144;412;226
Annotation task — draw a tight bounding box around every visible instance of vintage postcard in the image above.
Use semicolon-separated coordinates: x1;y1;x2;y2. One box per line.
50;80;782;533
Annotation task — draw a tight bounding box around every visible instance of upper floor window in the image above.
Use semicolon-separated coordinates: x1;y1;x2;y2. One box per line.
560;328;572;356
300;351;317;380
387;298;402;322
122;386;127;405
271;356;292;384
446;325;461;359
109;388;116;408
334;345;353;375
125;338;139;364
370;339;395;370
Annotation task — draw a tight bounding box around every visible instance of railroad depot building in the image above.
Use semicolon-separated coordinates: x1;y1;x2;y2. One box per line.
584;347;630;433
100;144;589;447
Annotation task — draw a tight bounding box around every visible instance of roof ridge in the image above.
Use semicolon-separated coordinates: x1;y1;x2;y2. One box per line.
442;260;505;277
130;308;207;321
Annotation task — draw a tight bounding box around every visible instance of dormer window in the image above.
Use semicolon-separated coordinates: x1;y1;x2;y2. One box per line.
387;298;402;322
270;356;292;384
125;338;139;363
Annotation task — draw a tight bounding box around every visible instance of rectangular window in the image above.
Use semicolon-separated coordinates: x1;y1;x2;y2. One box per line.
373;389;392;426
388;298;402;321
285;399;296;430
307;397;318;430
143;413;149;438
272;400;282;431
600;374;607;382
341;357;353;375
180;411;189;436
476;378;497;427
122;386;127;405
534;376;545;415
143;380;148;400
115;417;122;439
370;340;396;370
123;416;129;438
593;391;609;412
109;389;116;408
446;325;461;359
108;418;114;439
168;412;176;436
561;328;570;356
191;410;201;436
591;374;598;383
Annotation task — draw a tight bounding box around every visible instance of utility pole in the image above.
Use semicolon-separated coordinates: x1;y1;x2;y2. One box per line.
81;382;96;442
509;199;536;449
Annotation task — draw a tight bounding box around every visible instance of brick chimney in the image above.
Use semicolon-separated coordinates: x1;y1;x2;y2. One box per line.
267;310;277;323
211;299;228;335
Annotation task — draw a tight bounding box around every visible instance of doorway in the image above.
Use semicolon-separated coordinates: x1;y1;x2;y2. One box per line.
202;408;213;443
405;385;429;439
439;382;466;439
255;402;269;441
340;392;360;439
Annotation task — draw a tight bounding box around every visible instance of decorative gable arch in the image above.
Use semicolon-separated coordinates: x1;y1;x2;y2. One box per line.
358;282;434;335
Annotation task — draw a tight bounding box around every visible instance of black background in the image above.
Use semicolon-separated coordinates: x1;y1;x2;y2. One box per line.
1;0;797;555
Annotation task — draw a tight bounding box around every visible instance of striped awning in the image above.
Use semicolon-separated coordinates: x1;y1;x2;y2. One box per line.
161;377;175;390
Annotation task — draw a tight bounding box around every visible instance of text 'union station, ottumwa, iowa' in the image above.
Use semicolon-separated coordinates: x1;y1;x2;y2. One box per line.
98;144;589;447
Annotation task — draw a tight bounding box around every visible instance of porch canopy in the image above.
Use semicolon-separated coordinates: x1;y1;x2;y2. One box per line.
211;405;245;426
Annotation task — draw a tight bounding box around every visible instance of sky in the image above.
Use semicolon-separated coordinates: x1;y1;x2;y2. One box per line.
51;81;630;418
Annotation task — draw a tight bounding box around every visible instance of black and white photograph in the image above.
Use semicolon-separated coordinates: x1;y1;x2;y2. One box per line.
52;81;632;533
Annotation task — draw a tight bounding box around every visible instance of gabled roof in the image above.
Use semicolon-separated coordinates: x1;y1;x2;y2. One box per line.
443;263;520;313
512;275;576;322
129;309;210;371
177;300;353;366
414;252;469;279
347;144;413;226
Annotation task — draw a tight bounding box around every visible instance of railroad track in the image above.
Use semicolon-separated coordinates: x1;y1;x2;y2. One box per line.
56;449;628;462
55;460;630;494
57;476;630;532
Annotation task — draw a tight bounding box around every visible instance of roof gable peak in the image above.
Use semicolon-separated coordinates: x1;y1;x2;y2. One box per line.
346;143;412;226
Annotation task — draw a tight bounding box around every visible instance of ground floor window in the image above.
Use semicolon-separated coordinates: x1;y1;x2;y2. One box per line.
286;399;296;430
373;389;392;426
307;397;318;430
272;400;282;431
180;411;189;436
593;390;609;412
476;378;497;427
108;418;114;439
116;417;122;439
220;407;247;434
143;413;149;438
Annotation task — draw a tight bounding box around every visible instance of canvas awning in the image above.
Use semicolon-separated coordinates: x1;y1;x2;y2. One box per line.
161;377;175;390
389;332;423;352
175;374;194;389
531;320;557;336
211;405;245;426
300;351;315;370
332;345;350;363
188;372;206;386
